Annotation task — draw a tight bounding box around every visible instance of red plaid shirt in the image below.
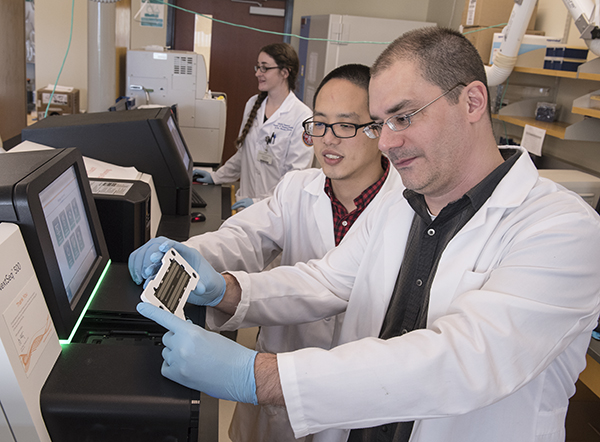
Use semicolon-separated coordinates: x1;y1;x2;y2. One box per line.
324;156;390;246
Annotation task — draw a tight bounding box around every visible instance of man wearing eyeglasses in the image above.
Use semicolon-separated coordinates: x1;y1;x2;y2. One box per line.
130;63;401;442
134;28;600;442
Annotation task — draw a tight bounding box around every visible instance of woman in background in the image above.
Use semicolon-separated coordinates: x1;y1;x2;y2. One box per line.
194;43;313;210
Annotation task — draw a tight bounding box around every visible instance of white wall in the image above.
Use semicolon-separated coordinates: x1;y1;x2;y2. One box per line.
426;0;465;30
290;0;431;50
33;0;591;114
36;0;88;111
536;0;593;53
130;0;167;51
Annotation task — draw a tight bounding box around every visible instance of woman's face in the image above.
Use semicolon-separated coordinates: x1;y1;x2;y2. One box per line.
255;52;289;93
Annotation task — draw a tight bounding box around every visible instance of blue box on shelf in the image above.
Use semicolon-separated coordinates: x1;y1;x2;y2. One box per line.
545;46;589;59
543;59;586;72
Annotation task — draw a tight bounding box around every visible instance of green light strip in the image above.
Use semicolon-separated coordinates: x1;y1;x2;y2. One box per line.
59;259;112;346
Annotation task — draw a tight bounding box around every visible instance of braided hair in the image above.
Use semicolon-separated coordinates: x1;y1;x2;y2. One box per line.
235;43;300;148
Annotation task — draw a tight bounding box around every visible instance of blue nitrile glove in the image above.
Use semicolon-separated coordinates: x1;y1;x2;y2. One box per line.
137;302;258;404
193;169;214;184
128;237;226;307
128;236;170;285
232;198;253;210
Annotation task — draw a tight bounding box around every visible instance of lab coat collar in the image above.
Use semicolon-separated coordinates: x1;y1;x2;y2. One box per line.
262;91;301;122
447;146;538;236
303;169;327;197
276;91;302;115
489;146;539;209
307;170;335;250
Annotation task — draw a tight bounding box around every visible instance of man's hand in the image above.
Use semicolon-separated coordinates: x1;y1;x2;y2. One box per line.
137;302;258;404
129;238;226;307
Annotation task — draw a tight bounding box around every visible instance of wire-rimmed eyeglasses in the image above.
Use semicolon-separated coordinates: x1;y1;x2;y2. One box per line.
302;118;375;139
363;82;467;139
254;65;281;73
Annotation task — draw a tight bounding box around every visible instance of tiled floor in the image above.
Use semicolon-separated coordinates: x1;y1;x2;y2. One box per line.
219;327;259;442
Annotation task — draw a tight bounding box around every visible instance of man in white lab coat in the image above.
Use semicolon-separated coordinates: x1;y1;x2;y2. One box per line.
129;63;401;442
134;28;600;442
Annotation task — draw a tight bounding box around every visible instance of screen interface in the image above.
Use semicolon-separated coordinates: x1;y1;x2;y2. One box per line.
167;116;190;169
39;166;98;307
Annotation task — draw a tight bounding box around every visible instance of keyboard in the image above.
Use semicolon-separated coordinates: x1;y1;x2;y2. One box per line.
192;188;207;208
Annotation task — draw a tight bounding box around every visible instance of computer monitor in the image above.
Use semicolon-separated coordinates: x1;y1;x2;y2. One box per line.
21;107;193;216
0;148;110;341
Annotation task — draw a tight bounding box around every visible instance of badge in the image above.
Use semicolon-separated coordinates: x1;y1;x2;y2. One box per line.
257;150;273;164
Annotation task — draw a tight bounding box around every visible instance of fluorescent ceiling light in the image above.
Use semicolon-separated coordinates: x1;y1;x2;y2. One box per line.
249;6;285;17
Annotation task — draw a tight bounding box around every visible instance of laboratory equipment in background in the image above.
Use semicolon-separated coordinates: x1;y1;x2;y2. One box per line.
126;49;227;166
22;107;194;216
89;179;151;263
296;14;435;107
538;169;600;209
9;140;162;251
0;148;110;341
0;147;205;441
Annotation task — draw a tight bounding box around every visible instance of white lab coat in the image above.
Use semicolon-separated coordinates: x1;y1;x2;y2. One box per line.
210;91;313;202
184;166;402;442
187;165;402;350
215;147;600;442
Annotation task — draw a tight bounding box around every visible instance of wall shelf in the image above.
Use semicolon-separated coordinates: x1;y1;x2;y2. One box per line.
572;89;600;119
505;57;600;80
494;97;600;142
512;66;578;79
575;57;600;81
494;114;569;139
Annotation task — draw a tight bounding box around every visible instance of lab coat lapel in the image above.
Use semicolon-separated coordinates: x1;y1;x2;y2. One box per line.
382;198;414;310
305;172;335;250
348;196;413;341
427;148;540;323
258;93;293;144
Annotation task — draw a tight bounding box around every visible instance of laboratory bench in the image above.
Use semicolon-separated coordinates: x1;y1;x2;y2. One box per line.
157;183;231;241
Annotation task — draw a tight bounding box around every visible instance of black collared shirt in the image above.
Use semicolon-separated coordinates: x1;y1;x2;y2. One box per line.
348;148;521;442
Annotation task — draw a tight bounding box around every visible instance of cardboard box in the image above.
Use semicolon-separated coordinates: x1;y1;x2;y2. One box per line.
36;86;80;119
462;0;537;29
490;33;563;68
465;27;544;66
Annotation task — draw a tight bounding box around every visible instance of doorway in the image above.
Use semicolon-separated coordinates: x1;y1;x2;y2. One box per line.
171;0;286;164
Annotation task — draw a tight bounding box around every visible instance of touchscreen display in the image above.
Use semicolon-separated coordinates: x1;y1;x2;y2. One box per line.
167;116;190;169
39;166;98;306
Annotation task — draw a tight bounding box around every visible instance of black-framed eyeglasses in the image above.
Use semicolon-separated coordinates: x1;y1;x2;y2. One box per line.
254;65;281;73
363;82;467;139
302;118;375;139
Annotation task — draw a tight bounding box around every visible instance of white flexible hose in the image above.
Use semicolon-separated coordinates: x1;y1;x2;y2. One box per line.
486;52;518;87
485;0;538;86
